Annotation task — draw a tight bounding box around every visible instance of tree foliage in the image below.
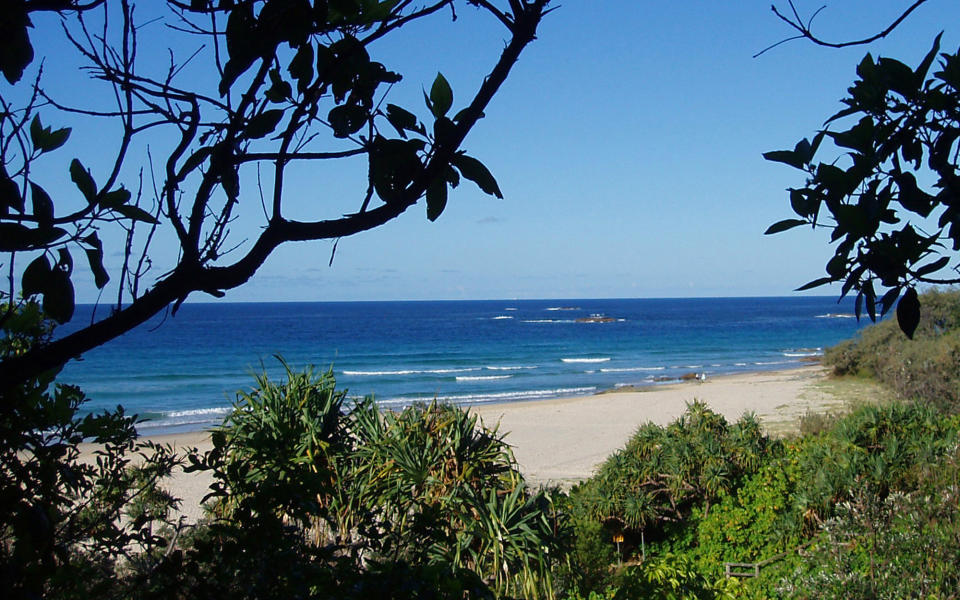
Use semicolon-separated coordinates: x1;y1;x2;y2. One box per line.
765;33;960;338
0;0;550;388
0;302;182;599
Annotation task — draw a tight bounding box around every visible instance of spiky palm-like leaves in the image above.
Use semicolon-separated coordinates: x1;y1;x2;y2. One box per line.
193;364;559;598
576;401;773;549
348;400;557;597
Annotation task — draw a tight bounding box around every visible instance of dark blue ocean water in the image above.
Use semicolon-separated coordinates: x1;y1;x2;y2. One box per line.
58;297;869;434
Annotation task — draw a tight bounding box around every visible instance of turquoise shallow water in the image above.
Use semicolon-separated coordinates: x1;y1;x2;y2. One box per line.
57;297;870;434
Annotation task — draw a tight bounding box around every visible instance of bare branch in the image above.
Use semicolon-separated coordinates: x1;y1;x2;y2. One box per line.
756;0;934;57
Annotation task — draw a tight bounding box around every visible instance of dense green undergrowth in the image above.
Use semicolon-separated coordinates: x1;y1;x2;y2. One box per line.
562;400;960;599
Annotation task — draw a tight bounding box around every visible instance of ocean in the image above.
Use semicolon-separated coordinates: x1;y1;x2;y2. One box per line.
57;297;870;434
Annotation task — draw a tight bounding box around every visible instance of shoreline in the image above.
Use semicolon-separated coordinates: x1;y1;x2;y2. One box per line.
84;365;850;522
132;359;825;437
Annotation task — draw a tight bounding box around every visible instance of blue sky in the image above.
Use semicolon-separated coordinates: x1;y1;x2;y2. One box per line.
24;1;960;302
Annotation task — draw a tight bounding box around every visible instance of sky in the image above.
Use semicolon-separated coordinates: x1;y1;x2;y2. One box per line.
20;1;960;302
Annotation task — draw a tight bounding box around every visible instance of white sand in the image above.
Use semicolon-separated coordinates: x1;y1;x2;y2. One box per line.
469;365;833;486
81;365;836;521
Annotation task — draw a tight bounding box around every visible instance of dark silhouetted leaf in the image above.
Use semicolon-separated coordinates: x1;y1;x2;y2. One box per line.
57;248;73;275
30;182;53;223
878;56;919;97
219;4;257;96
915;33;943;84
789;189;813;217
763;149;805;169
915;256;950;277
426;178;447;221
826;255;848;279
864;279;877;321
369;136;423;203
328;104;367;138
385;104;419;138
879;286;901;316
764;219;807;235
21;255;51;297
433;116;456;147
221;169;240;199
795;277;834;292
180;146;215;176
82;233;109;289
70;159;97;203
1;166;23;214
444;164;460;188
1;7;33;84
288;43;314;95
114;204;159;224
245;109;285;139
453;107;483;124
266;69;292;103
29;114;71;153
451;153;502;198
429;72;452;118
896;287;920;339
99;188;131;209
0;223;66;251
43;270;75;324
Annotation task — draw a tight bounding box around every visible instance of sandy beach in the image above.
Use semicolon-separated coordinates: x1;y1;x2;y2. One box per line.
90;365;849;522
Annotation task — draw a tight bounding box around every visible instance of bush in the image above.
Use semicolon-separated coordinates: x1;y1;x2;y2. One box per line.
0;303;181;600
823;288;960;410
777;447;960;599
179;362;561;599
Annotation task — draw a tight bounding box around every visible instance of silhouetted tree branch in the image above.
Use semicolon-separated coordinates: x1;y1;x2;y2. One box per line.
0;0;551;389
755;0;934;57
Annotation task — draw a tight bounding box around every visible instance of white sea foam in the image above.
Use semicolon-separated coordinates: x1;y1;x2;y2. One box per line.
599;366;665;373
485;365;537;371
492;315;514;320
163;407;231;418
456;375;512;382
754;360;792;366
734;362;748;366
561;357;611;363
522;319;576;323
782;347;822;357
545;306;579;311
137;407;231;431
431;386;597;404
342;367;481;376
505;307;517;311
815;313;856;318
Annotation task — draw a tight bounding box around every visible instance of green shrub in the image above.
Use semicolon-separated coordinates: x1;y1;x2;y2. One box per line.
0;303;181;600
777;447;960;599
181;362;561;599
570;403;773;548
823;288;960;410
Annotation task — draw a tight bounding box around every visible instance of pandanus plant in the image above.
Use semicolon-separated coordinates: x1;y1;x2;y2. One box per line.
579;401;772;550
198;365;560;598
